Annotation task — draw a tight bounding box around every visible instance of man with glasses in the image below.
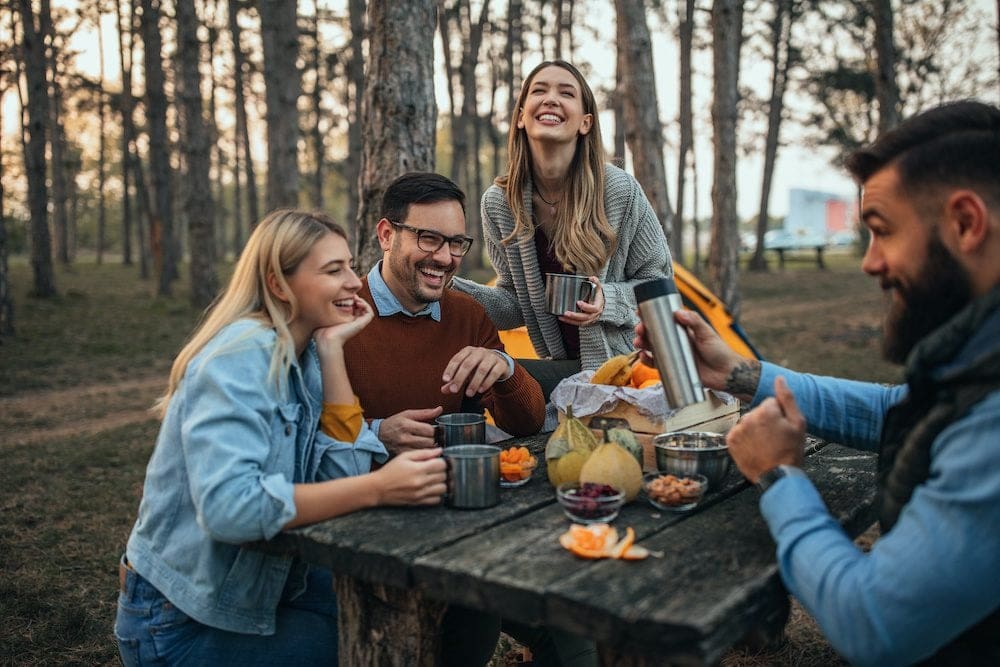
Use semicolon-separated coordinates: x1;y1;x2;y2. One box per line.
343;172;556;665
344;171;545;452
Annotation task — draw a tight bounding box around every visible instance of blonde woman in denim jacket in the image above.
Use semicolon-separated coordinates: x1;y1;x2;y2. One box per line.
114;210;446;665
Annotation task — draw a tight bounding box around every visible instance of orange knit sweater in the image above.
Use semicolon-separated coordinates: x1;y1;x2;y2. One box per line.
344;281;545;436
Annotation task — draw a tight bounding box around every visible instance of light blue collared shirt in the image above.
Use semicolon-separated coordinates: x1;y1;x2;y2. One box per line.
365;262;514;439
367;260;443;321
752;361;1000;666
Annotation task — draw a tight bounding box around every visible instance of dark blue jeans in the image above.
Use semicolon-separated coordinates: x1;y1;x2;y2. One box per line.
114;560;338;666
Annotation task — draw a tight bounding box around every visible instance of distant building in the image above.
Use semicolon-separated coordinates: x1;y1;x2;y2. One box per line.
787;188;856;237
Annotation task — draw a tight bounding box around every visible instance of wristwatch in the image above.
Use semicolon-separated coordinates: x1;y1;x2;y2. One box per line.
756;464;806;493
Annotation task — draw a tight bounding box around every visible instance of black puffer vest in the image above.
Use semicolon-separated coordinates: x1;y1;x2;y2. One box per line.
878;285;1000;665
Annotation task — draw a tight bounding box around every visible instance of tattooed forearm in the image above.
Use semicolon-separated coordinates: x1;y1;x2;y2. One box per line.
725;359;762;399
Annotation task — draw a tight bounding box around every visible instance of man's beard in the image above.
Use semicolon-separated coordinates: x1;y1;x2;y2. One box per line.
882;234;973;364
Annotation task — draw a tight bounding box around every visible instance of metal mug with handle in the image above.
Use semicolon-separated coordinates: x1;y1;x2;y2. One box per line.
434;413;487;447
443;444;501;509
545;273;598;315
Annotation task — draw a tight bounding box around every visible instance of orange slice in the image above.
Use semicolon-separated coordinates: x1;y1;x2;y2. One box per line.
559;523;619;558
559;524;652;561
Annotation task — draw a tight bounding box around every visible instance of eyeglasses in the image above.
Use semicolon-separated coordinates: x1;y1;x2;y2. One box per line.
388;220;474;257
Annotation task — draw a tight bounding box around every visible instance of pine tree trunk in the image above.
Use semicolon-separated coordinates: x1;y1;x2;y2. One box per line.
872;0;900;133
356;0;437;272
749;0;793;273
708;0;743;317
17;0;56;297
459;0;488;271
345;0;365;245
307;7;324;210
674;0;695;267
0;93;15;334
615;0;674;248
140;0;178;295
227;0;259;236
259;0;302;210
176;0;219;308
96;15;108;265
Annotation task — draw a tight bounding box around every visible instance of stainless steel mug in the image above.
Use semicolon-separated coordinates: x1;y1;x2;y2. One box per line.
443;444;501;509
633;278;705;409
545;273;598;315
435;413;486;447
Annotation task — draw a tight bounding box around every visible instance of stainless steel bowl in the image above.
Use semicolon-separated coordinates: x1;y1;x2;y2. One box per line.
653;431;731;489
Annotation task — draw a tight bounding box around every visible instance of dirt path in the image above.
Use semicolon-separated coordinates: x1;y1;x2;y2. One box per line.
1;376;164;446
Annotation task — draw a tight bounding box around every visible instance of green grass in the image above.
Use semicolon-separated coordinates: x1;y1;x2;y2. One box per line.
0;255;900;665
1;261;204;397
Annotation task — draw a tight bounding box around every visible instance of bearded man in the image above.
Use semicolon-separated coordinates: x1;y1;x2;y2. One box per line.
636;100;1000;666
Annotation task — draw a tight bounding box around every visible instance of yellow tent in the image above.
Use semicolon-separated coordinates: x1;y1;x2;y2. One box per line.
493;266;760;361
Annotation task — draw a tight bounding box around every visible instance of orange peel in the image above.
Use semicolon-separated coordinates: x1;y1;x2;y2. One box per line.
559;523;649;560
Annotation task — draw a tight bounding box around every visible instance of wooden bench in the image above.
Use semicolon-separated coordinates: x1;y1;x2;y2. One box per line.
768;245;826;270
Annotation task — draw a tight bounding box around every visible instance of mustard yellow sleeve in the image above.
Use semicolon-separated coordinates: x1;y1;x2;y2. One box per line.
319;396;363;442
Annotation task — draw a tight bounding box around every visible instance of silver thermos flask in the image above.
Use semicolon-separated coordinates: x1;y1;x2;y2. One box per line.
633;278;705;409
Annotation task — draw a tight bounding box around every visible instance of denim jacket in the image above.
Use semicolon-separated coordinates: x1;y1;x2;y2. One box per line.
125;319;388;635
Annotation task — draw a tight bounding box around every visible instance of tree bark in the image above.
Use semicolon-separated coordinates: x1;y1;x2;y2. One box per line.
307;4;325;210
674;0;695;267
356;0;437;272
176;0;219;308
17;0;56;297
615;0;674;248
96;8;108;265
227;0;260;238
139;0;178;295
44;9;71;265
708;0;743;317
345;0;365;246
0;82;14;335
871;0;900;133
612;51;625;168
749;0;794;272
459;0;488;271
258;0;302;210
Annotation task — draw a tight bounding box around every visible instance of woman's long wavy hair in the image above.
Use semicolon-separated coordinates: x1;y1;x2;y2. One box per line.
155;209;347;418
497;60;616;276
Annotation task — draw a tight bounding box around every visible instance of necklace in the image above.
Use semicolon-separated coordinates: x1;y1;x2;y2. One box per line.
534;187;560;216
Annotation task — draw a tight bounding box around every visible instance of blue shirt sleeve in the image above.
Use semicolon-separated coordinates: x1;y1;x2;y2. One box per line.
759;388;1000;666
753;361;906;451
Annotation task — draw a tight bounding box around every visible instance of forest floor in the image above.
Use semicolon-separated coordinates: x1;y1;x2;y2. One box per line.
1;251;897;665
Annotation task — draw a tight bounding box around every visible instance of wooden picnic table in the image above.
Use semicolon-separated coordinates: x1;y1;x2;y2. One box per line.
258;432;877;666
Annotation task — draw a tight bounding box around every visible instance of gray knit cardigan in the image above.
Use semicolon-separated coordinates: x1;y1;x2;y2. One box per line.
453;164;672;371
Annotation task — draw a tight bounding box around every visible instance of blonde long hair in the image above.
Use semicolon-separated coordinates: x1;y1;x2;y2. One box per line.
155;209;347;418
497;60;616;276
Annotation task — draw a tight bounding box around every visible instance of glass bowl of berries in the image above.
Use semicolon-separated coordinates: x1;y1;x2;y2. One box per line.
556;482;625;524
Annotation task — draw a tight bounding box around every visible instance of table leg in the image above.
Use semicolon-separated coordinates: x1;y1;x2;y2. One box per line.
334;574;447;666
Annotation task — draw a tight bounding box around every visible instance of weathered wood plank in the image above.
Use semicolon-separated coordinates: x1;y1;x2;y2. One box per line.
411;455;749;623
543;444;876;663
257;434;555;587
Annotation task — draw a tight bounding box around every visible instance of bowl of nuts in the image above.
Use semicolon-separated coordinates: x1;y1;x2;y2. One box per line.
556;482;625;524
643;472;707;512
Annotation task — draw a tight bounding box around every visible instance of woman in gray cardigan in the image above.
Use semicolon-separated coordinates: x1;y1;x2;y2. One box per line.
453;60;672;393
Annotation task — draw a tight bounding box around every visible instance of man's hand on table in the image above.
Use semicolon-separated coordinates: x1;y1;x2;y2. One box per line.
379;407;443;455
633;309;761;403
441;346;512;397
726;376;805;484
